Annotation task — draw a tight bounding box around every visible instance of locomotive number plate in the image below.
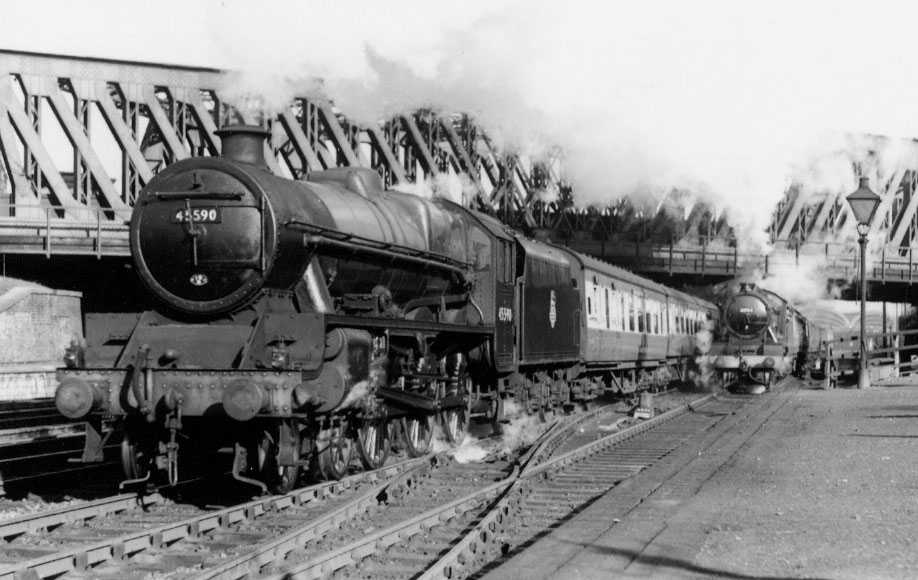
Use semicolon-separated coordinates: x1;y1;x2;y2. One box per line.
172;207;222;223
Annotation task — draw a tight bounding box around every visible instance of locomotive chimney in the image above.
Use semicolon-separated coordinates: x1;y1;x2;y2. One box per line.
215;125;269;167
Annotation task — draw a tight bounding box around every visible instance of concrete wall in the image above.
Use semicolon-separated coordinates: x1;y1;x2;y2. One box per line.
0;282;82;400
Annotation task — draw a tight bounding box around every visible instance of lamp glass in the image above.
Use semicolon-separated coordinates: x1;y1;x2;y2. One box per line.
846;179;881;226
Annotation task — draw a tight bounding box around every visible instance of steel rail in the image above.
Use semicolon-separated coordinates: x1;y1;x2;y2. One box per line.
418;393;715;580
0;455;435;580
0;493;163;541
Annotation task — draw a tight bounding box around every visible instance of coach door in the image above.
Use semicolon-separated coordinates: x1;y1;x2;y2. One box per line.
494;239;516;370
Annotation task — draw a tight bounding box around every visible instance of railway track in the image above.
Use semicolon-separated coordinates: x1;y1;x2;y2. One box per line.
257;393;711;580
0;424;119;499
0;393;626;578
0;390;701;579
0;400;61;430
0;453;443;580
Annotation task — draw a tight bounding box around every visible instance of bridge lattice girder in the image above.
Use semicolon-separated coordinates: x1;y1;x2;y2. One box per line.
769;136;918;251
0;50;561;222
7;50;918;276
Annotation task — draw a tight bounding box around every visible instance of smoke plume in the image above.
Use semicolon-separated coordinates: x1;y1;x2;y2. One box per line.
203;0;918;253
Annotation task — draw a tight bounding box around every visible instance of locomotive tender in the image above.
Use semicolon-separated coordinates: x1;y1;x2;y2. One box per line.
705;282;809;388
54;125;716;491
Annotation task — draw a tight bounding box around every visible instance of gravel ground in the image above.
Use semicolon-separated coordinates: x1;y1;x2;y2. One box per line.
694;384;918;579
487;380;918;579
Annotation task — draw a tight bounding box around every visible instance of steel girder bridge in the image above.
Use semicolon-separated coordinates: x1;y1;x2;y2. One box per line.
2;50;918;300
0;49;558;257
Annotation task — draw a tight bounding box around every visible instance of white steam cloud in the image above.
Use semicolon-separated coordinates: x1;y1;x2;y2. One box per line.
201;0;918;252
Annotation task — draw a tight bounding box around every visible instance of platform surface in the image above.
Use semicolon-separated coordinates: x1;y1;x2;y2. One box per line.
485;380;918;579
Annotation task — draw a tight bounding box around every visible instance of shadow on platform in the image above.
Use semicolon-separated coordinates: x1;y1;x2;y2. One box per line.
552;538;829;580
847;433;918;439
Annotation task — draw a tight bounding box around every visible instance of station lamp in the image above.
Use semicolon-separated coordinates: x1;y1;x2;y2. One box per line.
845;177;881;389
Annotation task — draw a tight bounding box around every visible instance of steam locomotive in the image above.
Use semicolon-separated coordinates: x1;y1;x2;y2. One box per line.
704;282;809;389
54;125;716;492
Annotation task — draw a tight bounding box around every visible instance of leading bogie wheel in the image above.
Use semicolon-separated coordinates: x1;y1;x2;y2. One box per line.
356;419;390;470
490;396;504;436
401;415;434;457
121;430;153;481
538;388;556;423
316;427;353;480
256;423;300;493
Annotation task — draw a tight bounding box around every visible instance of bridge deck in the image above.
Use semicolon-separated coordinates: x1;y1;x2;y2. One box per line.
3;220;918;286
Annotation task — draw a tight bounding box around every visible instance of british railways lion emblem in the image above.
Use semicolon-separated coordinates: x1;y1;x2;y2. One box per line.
549;290;557;328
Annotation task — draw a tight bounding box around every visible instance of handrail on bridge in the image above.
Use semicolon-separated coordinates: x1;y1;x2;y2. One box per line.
0;204;131;258
563;237;918;282
817;328;918;383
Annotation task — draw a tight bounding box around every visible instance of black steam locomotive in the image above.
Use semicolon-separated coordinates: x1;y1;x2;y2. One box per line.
55;126;716;492
703;282;810;389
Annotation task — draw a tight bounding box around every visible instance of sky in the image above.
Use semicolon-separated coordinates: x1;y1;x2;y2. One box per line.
4;0;918;254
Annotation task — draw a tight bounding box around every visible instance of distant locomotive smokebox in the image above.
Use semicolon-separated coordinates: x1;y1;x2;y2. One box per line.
724;293;769;337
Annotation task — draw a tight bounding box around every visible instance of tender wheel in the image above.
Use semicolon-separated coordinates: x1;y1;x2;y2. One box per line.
538;387;555;423
317;427;353;480
256;423;300;493
121;430;153;481
356;419;390;470
490;396;504;436
402;415;433;457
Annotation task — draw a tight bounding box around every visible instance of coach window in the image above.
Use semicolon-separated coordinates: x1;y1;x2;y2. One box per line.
618;294;628;331
626;294;634;332
604;288;610;329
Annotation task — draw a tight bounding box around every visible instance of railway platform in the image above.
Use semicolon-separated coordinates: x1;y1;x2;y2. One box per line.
485;379;918;580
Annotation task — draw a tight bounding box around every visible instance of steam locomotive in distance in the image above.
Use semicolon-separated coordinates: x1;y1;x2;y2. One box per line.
54;125;716;493
704;282;810;389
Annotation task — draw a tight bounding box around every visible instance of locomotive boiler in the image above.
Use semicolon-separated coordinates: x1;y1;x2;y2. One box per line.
54;124;717;493
705;282;809;389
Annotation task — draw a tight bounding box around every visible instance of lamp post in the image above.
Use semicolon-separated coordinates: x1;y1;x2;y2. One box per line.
845;177;882;389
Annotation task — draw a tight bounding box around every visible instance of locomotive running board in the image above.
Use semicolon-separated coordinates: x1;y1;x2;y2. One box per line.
324;314;494;335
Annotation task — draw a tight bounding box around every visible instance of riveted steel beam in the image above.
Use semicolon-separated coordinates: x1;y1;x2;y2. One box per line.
1;73;79;209
315;99;360;167
776;186;805;241
142;85;189;162
278;109;323;172
401;114;438;176
42;83;127;210
366;125;407;183
888;172;918;247
871;167;906;240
